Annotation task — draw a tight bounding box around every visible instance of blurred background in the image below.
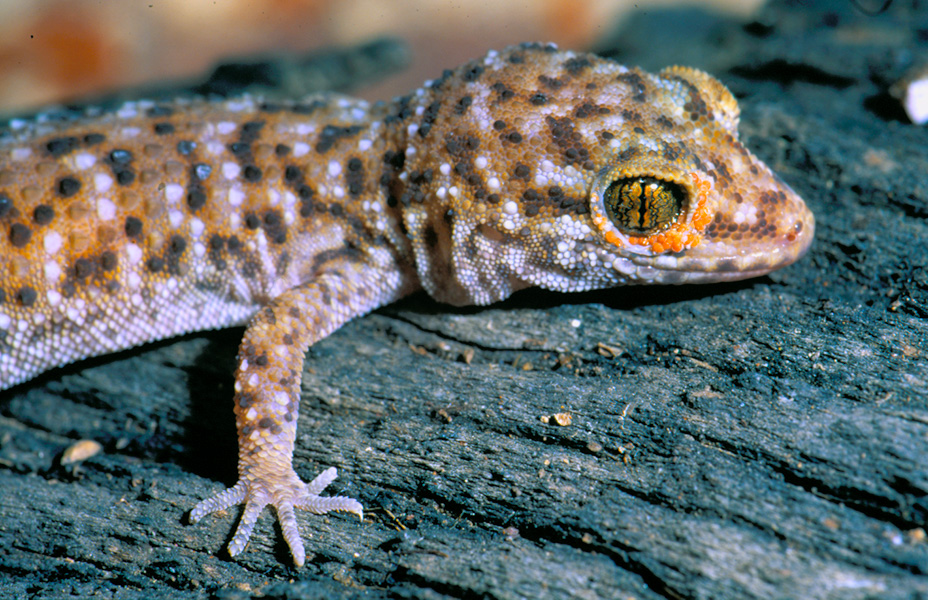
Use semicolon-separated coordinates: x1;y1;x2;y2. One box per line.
0;0;763;110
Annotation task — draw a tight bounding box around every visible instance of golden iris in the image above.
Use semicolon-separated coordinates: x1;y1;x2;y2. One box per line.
602;176;684;235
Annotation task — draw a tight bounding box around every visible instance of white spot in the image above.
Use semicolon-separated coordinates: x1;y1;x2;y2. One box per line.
11;147;31;161
296;123;314;135
328;161;342;177
120;127;141;138
74;153;96;170
487;177;501;191
229;213;241;229
194;242;206;257
217;121;237;135
570;319;581;328
904;79;928;124
222;162;240;180
32;312;46;326
117;106;138;119
293;142;309;157
358;139;372;151
228;187;245;206
503;201;518;215
44;260;61;281
541;160;555;173
46;290;62;306
207;141;224;155
406;145;417;157
44;231;63;255
125;243;143;265
127;272;141;289
440;163;451;175
0;313;9;329
407;123;419;136
94;172;113;193
225;100;248;112
164;183;184;203
130;292;143;306
333;186;345;198
168;209;184;228
97;197;117;221
189;218;205;237
449;186;459;198
475;156;488;169
436;186;447;199
503;219;515;230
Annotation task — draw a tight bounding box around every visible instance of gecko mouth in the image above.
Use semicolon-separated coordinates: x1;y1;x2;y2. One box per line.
636;194;816;283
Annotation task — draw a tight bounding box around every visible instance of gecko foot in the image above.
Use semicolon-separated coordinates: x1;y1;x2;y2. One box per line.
190;466;363;567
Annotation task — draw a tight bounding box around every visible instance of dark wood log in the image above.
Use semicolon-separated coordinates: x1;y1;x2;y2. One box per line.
2;3;926;598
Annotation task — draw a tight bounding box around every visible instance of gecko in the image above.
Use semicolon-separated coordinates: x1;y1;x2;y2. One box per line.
0;43;814;566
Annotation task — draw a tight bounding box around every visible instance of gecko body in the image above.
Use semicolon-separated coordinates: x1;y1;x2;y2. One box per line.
0;43;813;566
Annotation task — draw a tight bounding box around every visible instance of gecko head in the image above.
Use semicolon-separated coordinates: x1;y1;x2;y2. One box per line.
405;44;813;303
577;64;815;285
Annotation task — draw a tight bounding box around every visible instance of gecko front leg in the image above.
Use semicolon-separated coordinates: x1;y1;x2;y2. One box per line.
190;253;415;567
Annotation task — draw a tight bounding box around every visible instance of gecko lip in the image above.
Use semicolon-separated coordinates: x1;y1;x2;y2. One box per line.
626;181;816;283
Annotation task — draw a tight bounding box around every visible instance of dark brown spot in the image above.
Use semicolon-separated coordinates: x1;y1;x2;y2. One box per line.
100;251;117;271
33;204;54;225
45;136;79;158
57;177;81;198
187;189;207;211
242;165;262;182
454;95;473;115
9;223;31;247
83;133;106;146
316;124;364;153
125;216;143;238
462;64;484;82
15;286;37;307
563;56;591;75
74;258;95;279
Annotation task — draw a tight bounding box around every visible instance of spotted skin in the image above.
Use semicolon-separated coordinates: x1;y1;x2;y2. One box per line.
0;43;813;566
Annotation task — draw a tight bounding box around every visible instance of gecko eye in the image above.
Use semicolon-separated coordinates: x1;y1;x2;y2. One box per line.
602;176;685;235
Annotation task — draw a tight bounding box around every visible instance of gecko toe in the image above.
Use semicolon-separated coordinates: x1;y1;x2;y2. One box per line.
190;480;247;523
276;502;306;567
